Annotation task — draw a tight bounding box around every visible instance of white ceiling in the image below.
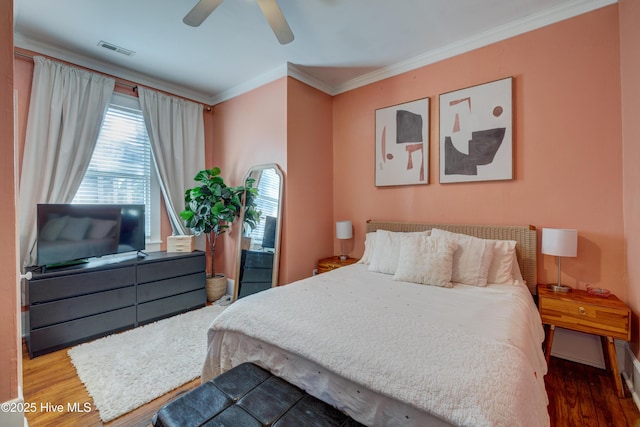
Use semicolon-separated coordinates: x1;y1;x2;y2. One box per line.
13;0;615;105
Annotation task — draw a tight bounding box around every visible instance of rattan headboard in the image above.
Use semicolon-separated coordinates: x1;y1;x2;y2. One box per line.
365;221;538;294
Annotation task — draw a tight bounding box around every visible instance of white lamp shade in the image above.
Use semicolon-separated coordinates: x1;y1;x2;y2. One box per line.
336;220;353;239
541;228;577;257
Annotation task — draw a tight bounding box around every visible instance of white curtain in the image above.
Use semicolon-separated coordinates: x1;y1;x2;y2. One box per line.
138;87;205;235
19;56;115;268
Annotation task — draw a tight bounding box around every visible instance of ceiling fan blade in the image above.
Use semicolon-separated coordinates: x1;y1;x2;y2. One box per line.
183;0;224;27
257;0;294;45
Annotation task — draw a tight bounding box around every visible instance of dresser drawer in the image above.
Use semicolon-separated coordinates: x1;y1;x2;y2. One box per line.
539;297;630;340
137;289;206;325
137;253;205;284
30;286;135;329
29;265;135;303
243;251;274;268
137;272;205;303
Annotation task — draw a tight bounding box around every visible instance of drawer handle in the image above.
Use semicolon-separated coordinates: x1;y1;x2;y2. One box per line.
578;306;587;315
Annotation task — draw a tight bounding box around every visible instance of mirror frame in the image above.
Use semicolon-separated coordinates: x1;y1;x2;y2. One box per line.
233;163;284;301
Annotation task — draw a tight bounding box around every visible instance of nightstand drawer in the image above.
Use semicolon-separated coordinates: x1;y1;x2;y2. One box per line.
539;298;630;340
317;256;358;274
318;263;342;274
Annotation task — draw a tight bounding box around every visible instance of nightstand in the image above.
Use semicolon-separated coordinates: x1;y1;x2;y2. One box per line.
317;256;358;274
537;284;631;398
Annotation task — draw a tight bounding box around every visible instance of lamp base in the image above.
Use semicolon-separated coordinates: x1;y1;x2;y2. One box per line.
547;283;572;293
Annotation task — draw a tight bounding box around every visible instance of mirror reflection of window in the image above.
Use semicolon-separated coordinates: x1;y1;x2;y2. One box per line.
248;168;280;251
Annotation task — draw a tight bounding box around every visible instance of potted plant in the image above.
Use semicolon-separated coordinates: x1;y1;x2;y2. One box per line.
240;177;261;250
180;167;244;301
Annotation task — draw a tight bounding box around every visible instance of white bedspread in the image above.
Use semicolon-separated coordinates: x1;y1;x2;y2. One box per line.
203;264;549;427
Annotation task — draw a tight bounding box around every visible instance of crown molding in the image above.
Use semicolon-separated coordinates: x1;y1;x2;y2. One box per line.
331;0;617;95
285;63;335;95
13;33;215;105
208;63;289;105
14;0;617;104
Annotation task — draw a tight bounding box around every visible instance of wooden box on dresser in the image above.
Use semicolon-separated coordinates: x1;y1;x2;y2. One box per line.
27;251;206;358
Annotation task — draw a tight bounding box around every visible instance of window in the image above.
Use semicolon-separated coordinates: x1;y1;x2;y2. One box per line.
72;93;160;247
249;168;281;248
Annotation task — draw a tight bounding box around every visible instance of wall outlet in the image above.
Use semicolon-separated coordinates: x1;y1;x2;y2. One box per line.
312;268;318;276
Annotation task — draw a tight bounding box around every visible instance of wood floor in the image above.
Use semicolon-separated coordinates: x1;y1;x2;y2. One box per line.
22;342;640;427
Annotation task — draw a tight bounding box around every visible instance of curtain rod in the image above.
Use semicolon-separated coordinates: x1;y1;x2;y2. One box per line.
14;50;137;91
13;50;212;111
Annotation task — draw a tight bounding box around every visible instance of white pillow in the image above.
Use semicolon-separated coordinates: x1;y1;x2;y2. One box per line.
511;253;525;284
486;239;517;284
358;232;377;265
368;230;430;275
430;229;494;286
394;235;458;288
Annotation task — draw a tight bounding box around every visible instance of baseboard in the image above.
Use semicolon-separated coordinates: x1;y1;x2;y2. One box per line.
0;387;27;427
620;343;640;412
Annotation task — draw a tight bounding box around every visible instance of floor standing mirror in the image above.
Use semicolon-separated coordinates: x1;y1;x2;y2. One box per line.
234;164;284;300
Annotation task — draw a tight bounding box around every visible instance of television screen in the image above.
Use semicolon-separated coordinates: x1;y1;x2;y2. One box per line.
261;216;277;250
36;204;145;267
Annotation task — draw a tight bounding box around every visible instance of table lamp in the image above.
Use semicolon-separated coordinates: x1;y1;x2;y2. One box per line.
541;228;578;292
336;220;353;260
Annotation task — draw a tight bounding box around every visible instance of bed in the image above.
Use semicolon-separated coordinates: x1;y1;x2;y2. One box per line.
202;221;549;426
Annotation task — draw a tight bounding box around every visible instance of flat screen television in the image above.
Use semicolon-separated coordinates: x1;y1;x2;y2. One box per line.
36;204;145;267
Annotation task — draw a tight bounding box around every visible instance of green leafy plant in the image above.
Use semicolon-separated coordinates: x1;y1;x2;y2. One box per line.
242;177;261;235
180;167;244;277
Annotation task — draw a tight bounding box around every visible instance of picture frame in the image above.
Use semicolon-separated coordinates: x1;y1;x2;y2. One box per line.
375;97;429;187
439;77;513;183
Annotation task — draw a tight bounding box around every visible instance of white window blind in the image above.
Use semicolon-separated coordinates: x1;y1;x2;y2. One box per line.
72;95;152;237
250;168;280;247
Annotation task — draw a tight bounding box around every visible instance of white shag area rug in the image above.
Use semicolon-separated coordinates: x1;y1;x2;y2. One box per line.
68;303;227;422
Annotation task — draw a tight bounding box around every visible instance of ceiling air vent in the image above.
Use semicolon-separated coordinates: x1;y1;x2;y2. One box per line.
97;41;135;57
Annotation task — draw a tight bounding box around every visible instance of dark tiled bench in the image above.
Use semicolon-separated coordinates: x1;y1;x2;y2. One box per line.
153;362;365;427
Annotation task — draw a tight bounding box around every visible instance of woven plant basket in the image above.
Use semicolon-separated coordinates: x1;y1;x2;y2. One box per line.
206;274;227;302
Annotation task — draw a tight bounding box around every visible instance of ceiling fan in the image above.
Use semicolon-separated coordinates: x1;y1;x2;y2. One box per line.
183;0;294;45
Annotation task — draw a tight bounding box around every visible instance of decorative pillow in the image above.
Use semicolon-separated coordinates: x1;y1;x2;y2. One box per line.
40;215;69;242
368;230;430;275
430;229;494;286
511;253;525;284
59;216;92;241
394;235;458;287
358;232;377;265
486;239;517;284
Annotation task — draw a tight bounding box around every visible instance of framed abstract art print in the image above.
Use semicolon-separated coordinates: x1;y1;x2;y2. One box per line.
375;97;429;187
439;77;513;183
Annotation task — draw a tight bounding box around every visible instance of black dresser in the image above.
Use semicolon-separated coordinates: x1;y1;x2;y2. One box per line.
27;251;206;357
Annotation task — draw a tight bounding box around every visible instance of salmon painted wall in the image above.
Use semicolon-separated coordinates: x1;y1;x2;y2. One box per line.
0;0;19;402
619;0;640;353
284;77;334;283
210;78;287;282
333;6;625;298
